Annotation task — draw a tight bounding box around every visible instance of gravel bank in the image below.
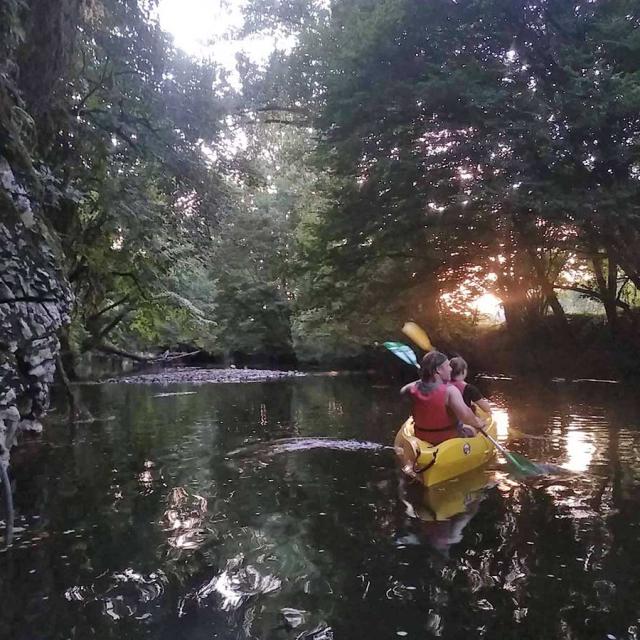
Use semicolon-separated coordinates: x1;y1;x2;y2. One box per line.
104;367;306;385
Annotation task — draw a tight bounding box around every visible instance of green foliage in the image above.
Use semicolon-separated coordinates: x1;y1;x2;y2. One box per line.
242;0;640;351
208;124;311;358
7;0;640;368
10;0;238;359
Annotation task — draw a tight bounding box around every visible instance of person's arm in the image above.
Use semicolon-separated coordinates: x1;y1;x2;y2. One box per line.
400;380;419;395
465;383;492;414
447;386;485;429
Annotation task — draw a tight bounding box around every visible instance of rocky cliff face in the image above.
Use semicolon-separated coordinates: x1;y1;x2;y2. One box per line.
0;0;84;490
0;157;73;472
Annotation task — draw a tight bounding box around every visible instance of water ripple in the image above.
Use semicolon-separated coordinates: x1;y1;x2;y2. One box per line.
64;569;168;621
192;555;282;611
160;486;217;552
227;437;390;459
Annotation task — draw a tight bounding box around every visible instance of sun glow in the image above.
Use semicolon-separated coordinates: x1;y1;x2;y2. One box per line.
158;0;295;83
472;293;504;320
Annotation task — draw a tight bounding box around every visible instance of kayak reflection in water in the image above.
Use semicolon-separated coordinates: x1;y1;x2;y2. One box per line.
398;469;495;557
400;351;485;445
419;499;483;557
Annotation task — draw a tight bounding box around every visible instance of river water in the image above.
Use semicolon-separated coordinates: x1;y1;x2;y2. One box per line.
2;375;640;640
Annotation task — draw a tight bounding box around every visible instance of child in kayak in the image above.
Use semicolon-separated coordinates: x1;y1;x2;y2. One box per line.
401;351;485;444
449;356;492;413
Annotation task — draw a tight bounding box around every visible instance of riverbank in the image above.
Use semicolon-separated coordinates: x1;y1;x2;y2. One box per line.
76;313;640;385
103;366;307;385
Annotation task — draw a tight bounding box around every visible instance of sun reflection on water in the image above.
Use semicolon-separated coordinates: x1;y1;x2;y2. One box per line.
193;556;282;611
491;407;510;440
562;428;595;473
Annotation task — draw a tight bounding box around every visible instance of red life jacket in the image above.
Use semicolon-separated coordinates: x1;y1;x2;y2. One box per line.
409;383;458;444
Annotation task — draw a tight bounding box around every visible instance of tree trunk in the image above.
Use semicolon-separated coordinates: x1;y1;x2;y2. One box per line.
528;251;571;335
502;302;520;332
55;354;92;422
59;326;78;381
592;251;618;336
513;218;571;337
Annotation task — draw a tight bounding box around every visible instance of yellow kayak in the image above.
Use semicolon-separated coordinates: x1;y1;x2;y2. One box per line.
394;411;497;486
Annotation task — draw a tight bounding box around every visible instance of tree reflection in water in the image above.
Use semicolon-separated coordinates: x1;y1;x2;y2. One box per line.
2;377;640;640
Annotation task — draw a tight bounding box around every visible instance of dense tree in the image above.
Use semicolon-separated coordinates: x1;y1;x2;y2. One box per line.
16;0;238;371
243;0;640;348
6;0;640;380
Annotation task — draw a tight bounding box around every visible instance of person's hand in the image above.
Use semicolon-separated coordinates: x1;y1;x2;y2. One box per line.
461;425;477;437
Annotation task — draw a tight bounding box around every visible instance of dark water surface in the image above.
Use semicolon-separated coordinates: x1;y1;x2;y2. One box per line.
2;375;640;640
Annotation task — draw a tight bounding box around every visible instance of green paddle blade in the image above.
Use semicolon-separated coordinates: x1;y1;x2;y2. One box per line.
384;341;419;369
505;451;546;476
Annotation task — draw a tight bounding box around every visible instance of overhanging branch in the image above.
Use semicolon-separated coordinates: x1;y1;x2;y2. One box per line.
554;284;631;311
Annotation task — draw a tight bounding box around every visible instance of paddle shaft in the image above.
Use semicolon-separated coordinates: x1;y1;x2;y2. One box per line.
476;425;508;456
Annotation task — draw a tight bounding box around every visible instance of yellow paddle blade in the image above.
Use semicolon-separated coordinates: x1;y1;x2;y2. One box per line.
402;322;433;352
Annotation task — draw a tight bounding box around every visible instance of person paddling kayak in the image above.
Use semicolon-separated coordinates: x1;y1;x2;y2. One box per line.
400;351;485;445
449;356;492;413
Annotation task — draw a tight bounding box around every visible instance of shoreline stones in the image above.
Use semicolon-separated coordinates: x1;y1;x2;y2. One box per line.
104;367;307;385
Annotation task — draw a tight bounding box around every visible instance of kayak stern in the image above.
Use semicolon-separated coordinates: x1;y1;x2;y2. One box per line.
394;413;497;486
